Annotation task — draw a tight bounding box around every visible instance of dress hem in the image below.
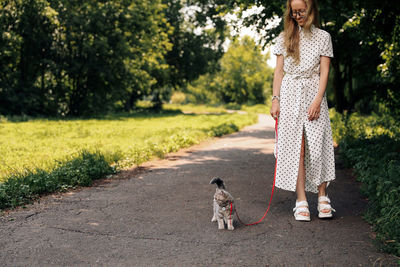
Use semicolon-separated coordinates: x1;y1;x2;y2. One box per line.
275;177;336;194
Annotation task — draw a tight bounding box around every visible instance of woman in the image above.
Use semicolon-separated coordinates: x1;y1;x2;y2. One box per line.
270;0;336;221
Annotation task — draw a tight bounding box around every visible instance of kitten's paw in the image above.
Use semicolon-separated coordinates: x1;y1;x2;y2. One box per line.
227;219;234;230
211;216;217;222
217;219;225;229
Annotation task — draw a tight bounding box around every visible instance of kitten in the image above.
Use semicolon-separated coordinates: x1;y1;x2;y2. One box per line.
210;177;235;230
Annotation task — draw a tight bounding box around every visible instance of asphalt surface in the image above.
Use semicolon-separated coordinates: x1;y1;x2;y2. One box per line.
0;114;398;266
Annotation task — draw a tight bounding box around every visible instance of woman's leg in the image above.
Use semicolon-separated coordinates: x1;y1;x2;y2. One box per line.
296;131;309;216
318;182;330;213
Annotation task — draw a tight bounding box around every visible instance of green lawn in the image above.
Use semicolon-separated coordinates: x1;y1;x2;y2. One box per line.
0;106;258;182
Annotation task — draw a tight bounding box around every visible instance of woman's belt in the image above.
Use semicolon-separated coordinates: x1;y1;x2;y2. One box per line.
283;72;320;117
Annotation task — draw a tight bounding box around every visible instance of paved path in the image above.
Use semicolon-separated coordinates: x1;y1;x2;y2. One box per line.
0;114;397;266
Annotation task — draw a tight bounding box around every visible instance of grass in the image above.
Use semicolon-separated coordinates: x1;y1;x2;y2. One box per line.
240;103;271;114
163;103;228;114
0;105;258;209
0;106;257;183
164;103;272;115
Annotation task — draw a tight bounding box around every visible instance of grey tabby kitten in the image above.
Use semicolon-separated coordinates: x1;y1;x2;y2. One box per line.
210;177;235;230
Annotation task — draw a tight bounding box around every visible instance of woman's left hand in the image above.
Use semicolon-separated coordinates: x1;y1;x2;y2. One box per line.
307;98;322;121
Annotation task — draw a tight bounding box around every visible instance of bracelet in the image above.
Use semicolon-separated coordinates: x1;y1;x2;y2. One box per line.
271;95;280;102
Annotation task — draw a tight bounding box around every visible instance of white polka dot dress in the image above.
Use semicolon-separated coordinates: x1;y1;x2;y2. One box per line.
272;24;336;193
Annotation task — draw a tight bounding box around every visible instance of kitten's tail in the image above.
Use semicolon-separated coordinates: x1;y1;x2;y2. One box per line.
210;177;225;189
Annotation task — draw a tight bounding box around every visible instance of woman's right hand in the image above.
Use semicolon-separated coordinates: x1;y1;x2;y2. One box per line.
270;100;280;120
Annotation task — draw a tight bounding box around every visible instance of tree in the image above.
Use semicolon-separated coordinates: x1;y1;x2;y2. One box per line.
214;35;273;104
0;0;58;115
53;0;172;115
188;0;400;116
0;0;174;116
0;0;235;116
155;0;228;108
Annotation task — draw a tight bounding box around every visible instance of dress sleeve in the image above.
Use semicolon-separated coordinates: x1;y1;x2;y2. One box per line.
272;33;285;56
320;32;334;58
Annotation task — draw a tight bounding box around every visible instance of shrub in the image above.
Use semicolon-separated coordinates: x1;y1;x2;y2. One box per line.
207;122;239;137
224;103;241;110
332;110;400;256
170;91;187;104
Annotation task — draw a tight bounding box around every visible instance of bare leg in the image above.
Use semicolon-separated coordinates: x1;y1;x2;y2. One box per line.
318;182;330;213
296;131;309;217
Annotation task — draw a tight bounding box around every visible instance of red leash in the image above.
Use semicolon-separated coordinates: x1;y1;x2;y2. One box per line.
230;117;278;226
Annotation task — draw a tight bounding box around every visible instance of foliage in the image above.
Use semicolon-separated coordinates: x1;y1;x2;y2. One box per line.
331;109;400;256
224;102;242;110
189;0;400;116
0;0;59;115
207;122;238;137
0;0;230;117
184;35;273;106
377;15;400;117
0;0;173;116
184;72;221;105
330;108;399;144
214;36;273;104
0;151;115;210
2;0;400;118
170;91;187;104
162;0;225;89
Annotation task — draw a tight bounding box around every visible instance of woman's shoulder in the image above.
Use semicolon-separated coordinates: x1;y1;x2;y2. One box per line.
273;31;285;45
314;27;331;38
272;31;286;56
276;31;285;40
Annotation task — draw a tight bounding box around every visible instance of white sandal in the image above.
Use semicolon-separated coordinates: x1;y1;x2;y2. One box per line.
318;195;336;218
293;200;311;221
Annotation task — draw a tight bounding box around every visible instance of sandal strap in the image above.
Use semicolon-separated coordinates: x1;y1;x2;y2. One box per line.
318;195;336;212
318;195;331;203
295;200;309;207
293;200;309;212
318;203;336;212
294;206;310;214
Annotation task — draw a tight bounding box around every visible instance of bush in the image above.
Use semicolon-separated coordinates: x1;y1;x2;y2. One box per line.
332;110;400;256
224;103;241;110
170;91;187;104
207;122;239;137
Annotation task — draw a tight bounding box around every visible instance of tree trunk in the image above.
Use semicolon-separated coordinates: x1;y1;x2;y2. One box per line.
151;90;163;111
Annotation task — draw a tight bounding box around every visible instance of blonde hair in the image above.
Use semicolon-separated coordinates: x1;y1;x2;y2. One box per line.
283;0;320;64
